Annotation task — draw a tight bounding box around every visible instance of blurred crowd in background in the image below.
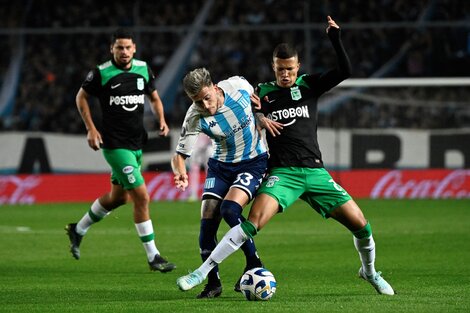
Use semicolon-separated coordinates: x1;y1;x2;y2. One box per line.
0;0;469;133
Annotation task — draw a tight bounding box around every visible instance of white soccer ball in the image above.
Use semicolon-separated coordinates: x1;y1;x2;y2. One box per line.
240;267;277;301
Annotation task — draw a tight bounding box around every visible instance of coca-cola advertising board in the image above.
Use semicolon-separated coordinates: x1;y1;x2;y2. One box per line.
1;169;469;205
334;169;470;199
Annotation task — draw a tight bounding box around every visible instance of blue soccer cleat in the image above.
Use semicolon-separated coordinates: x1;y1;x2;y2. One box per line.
177;270;205;291
359;267;395;295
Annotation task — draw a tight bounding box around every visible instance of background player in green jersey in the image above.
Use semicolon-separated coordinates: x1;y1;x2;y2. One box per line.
177;16;394;296
65;28;175;272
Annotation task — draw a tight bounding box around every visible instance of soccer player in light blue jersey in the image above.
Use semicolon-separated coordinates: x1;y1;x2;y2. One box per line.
171;68;267;298
176;16;394;297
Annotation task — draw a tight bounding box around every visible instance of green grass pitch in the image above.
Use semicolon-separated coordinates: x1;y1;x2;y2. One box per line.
0;199;469;313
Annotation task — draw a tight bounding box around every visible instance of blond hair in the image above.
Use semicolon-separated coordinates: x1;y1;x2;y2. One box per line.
183;67;213;99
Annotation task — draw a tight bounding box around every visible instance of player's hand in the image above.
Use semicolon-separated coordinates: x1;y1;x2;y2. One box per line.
262;118;284;137
326;15;339;33
174;173;189;191
256;112;283;137
250;93;261;110
87;129;103;151
159;122;170;137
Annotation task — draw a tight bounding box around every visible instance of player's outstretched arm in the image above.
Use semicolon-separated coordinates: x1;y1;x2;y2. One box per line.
320;15;352;88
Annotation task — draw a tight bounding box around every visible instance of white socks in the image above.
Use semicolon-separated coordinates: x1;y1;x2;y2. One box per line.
354;235;376;276
198;224;248;277
76;200;160;262
135;220;159;261
76;199;110;235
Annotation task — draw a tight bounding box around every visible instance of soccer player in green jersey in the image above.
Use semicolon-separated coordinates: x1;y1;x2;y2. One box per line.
177;16;394;295
65;28;176;272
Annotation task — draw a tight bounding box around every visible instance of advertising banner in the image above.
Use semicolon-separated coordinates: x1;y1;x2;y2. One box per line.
1;169;469;205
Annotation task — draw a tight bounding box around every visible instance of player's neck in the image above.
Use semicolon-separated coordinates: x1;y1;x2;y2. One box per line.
112;58;132;70
217;88;224;108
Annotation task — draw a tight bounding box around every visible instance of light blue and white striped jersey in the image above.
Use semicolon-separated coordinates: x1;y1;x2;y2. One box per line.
176;76;267;163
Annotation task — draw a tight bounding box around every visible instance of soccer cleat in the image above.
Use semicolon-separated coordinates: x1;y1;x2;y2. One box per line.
65;223;82;260
177;270;205;291
196;283;223;299
359;267;395;295
234;275;242;293
148;254;176;273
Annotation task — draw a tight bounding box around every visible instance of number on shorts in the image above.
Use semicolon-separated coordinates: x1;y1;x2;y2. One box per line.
329;178;346;194
234;173;254;186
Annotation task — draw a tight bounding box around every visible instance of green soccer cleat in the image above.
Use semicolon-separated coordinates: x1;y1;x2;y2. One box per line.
148;254;176;273
177;270;205;291
65;223;82;260
359;267;395;295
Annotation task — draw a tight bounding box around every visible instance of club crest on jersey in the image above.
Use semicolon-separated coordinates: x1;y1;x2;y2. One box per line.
290;86;302;101
137;78;144;90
